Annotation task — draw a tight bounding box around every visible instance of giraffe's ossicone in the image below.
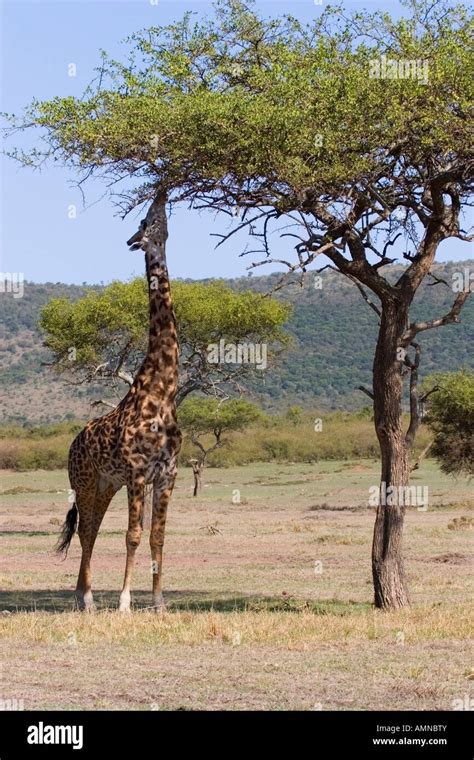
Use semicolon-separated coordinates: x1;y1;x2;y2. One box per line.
57;192;182;612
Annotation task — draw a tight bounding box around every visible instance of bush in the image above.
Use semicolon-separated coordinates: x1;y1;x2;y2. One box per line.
423;370;474;476
262;439;291;460
0;412;433;470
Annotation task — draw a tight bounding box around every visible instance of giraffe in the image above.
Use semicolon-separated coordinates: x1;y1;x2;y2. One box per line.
57;191;182;612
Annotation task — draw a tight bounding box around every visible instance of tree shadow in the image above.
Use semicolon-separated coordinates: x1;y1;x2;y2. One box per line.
0;589;369;615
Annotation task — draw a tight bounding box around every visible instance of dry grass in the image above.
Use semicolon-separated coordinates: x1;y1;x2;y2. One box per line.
0;460;472;710
1;603;471;647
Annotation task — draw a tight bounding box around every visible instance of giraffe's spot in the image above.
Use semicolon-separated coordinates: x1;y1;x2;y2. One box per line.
162;352;174;367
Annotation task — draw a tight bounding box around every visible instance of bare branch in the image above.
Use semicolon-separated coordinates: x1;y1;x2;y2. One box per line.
419;385;440;403
403;291;471;343
358;385;375;400
93;362;134;387
405;341;422;448
343;273;382;317
90;399;116;410
426;272;450;288
411;440;433;472
117;369;134;387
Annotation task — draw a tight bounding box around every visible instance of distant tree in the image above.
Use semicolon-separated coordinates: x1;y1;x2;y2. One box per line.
423;371;474;476
179;397;261;495
39;278;290;406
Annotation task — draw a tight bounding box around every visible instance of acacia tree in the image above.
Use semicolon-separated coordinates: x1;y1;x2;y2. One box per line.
5;0;473;607
179;397;261;495
39;278;290;406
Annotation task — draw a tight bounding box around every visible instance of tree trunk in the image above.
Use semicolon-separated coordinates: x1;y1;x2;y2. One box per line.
371;301;411;609
191;462;203;497
192;470;200;497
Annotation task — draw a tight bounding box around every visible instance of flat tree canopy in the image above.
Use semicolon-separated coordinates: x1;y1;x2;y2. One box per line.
39;278;290;403
7;0;472;222
179;396;262;435
179;396;262;495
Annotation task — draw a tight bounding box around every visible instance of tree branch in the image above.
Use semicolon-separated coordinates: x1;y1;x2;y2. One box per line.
411;440;433;472
358;385;374;400
343;273;382;317
403;291;471;343
405;341;422;449
90;399;116;410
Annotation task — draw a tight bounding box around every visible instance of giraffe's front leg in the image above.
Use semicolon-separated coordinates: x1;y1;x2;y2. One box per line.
150;467;177;612
119;478;145;612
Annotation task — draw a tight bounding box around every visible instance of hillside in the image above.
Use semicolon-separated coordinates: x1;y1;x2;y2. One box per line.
0;261;472;423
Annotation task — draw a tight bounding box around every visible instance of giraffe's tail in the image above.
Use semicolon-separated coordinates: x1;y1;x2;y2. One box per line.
56;503;78;556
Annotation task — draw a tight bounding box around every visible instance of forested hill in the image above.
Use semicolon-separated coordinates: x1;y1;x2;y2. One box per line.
0;261;472;423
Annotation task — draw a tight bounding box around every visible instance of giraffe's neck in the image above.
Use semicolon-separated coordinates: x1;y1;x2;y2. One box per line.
132;197;179;407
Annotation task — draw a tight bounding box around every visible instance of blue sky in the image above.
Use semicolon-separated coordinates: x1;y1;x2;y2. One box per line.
1;0;472;284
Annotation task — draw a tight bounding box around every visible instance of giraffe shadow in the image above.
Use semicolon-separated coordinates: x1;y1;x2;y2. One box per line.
0;589;369;615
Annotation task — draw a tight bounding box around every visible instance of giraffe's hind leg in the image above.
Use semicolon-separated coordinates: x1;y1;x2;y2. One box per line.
75;479;117;611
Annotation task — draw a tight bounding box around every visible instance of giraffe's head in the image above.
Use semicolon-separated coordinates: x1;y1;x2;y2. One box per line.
127;191;168;251
127;220;147;251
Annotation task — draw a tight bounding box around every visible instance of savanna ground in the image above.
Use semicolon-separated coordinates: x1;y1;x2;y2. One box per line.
0;460;472;711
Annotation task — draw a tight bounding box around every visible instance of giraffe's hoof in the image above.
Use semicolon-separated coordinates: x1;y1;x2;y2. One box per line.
75;591;95;612
152;594;166;613
118;590;131;612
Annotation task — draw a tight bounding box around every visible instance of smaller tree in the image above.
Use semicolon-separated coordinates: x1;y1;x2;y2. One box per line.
39;278;290;406
423;370;474;477
179;397;261;496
